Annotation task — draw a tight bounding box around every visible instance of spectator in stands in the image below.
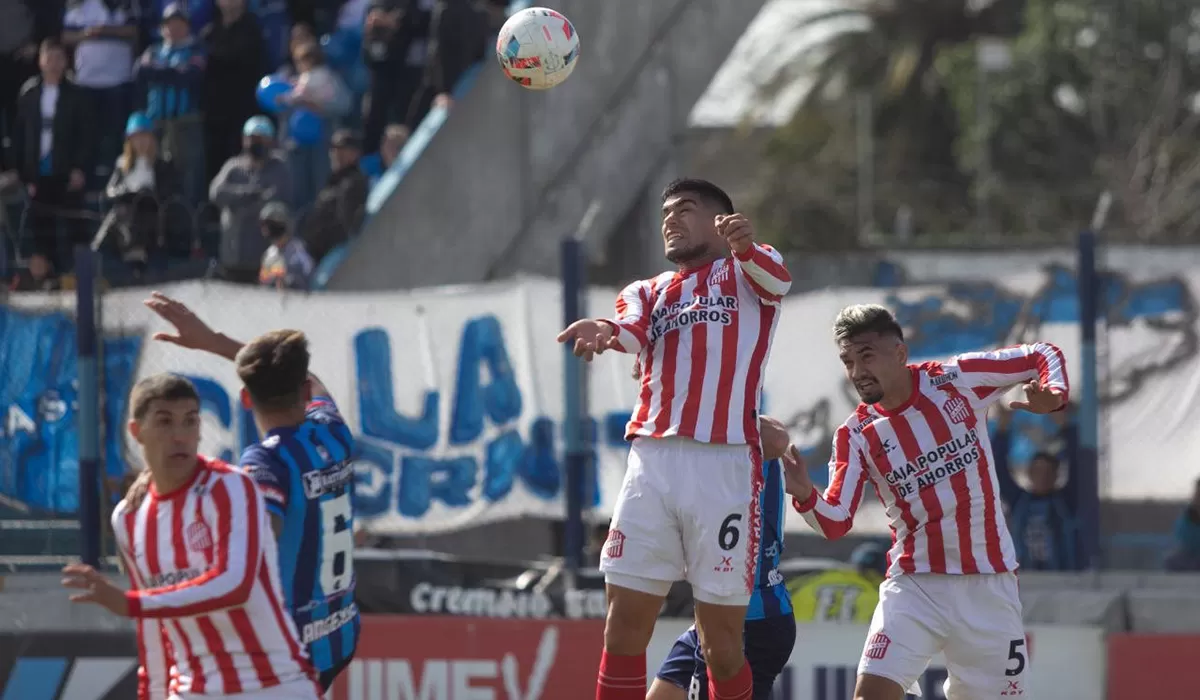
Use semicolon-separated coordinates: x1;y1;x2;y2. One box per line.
96;112;181;278
361;0;424;153
993;406;1082;571
257;200;313;288
1165;477;1200;572
1;1;63;172
6;38;91;275
9;248;60;291
301;127;366;262
62;0;139;185
209;115;291;283
416;0;488;116
360;122;408;185
281;40;350;209
202;0;266;185
136;3;207;207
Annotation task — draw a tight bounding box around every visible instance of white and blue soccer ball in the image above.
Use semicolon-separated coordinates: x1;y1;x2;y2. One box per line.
495;7;580;90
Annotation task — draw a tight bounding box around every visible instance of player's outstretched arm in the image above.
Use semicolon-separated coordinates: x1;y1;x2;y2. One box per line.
557;279;652;360
125;474;262;618
717;213;792;304
947;342;1069;412
144;291;339;406
782;426;868;540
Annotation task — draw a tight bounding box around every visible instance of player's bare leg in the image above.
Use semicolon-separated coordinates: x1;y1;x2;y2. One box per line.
599;584;666;699
645;678;687;700
853;673;908;700
693;600;753;699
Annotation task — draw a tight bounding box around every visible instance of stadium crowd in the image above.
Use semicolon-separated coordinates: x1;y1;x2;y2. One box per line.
0;0;508;291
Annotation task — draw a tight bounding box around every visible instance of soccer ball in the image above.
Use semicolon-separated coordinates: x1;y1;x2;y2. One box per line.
496;7;580;90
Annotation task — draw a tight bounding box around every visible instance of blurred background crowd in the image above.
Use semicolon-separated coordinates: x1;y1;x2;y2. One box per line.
0;0;508;291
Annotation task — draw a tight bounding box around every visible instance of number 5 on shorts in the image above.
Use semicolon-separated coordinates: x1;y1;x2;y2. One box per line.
1006;638;1026;677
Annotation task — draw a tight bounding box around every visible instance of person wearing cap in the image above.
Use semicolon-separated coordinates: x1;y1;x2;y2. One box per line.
96;111;182;277
135;2;207;206
257;200;314;290
787;541;887;624
209;115;292;283
300;127;368;263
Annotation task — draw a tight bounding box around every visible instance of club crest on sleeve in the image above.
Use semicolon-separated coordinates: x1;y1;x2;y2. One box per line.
943;395;971;424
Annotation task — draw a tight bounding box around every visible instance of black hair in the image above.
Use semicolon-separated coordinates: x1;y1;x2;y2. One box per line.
661;178;735;215
833;304;905;342
1031;452;1060;468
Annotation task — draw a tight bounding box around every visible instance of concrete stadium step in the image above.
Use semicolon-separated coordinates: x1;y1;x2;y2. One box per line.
327;0;769;290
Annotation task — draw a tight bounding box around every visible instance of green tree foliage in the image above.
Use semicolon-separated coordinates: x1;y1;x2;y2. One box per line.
748;0;1200;248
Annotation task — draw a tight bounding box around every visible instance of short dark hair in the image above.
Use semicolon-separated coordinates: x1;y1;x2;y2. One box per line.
130;374;200;421
236;329;311;412
833;304;904;342
40;38;66;55
661;178;735;215
1031;452;1060;468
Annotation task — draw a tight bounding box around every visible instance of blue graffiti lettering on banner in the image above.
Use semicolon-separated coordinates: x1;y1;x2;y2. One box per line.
0;305;634;520
348;316;605;519
0;307;142;514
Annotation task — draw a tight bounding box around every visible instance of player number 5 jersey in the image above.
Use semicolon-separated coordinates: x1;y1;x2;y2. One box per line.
793;343;1069;578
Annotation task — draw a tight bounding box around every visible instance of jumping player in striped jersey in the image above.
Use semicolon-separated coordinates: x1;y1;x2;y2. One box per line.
649;417;797;700
558;179;791;700
143;293;360;692
62;374;320;700
783;304;1069;700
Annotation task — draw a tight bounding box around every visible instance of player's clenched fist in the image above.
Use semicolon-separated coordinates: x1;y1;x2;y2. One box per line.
556;318;617;362
715;213;756;255
780;444;814;500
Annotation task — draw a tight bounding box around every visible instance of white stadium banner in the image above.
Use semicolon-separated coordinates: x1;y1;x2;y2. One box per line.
4;257;1196;533
646;620;1107;700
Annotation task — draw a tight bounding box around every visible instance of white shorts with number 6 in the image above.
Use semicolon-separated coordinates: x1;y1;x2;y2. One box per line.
599;436;763;606
858;572;1031;699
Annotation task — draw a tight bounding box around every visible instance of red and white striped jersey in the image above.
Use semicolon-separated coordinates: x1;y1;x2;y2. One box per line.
604;244;792;445
113;456;319;700
792;343;1069;578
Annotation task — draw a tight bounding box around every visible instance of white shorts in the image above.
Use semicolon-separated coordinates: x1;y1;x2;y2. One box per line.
600;436;763;606
858;572;1031;699
170;678;321;700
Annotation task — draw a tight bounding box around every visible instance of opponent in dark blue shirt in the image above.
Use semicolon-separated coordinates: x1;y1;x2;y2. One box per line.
143;293;360;691
650;419;798;700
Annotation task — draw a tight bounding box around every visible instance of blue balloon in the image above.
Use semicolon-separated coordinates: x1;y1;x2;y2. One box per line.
288;109;323;146
256;75;291;114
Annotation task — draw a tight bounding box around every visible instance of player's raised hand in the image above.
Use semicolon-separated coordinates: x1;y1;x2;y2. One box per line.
143;291;219;350
1008;381;1065;414
715;213;755;255
556;318;613;362
62;563;130;617
780;444;815;499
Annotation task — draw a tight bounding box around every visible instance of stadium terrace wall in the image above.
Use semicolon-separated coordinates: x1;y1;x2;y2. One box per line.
330;0;769;291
